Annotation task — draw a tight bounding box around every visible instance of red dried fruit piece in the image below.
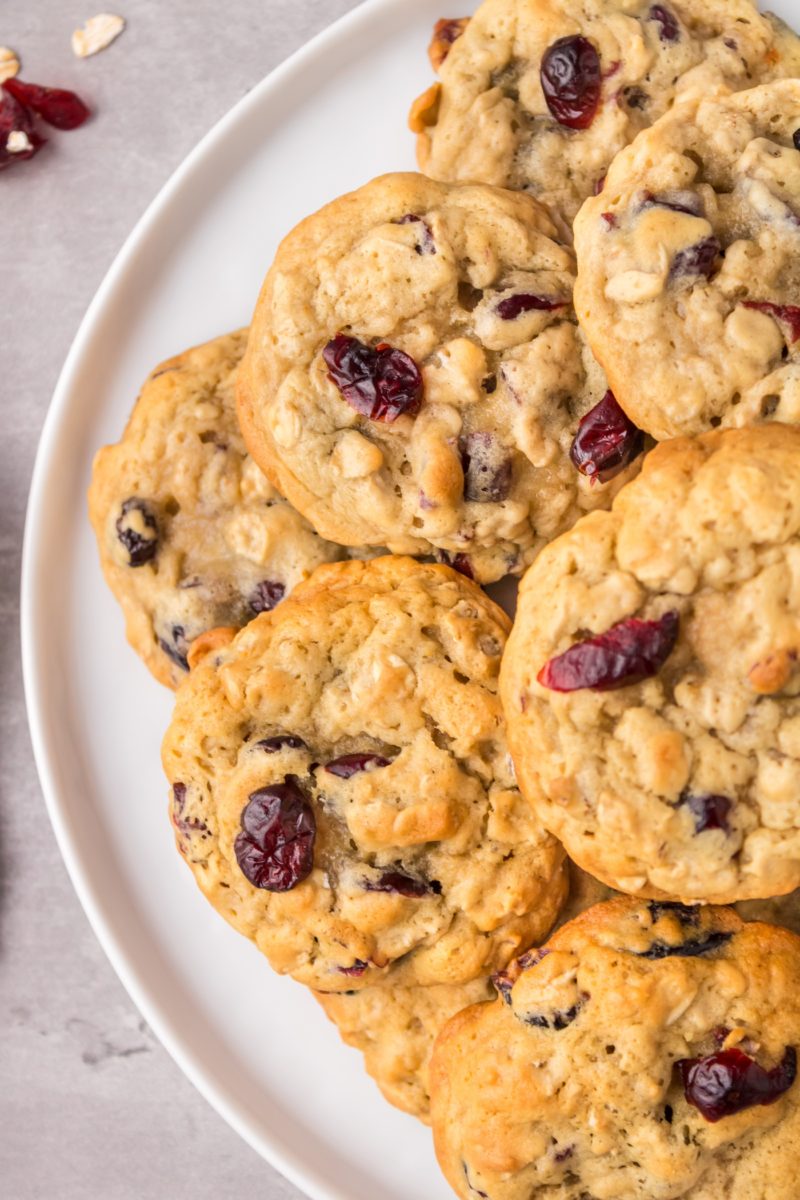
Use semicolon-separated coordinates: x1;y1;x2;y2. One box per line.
742;301;800;344
325;753;392;778
255;735;308;753
363;870;440;898
3;77;90;130
0;90;46;170
460;432;513;502
648;5;681;42
116;497;159;566
641;189;704;217
540;36;601;130
429;18;470;70
569;390;644;483
249;579;285;614
669;236;720;282
683;792;732;833
435;550;475;579
495;293;567;320
395;213;436;255
338;960;369;977
678;1046;797;1122
538;610;679;692
323;333;423;422
234;778;316;891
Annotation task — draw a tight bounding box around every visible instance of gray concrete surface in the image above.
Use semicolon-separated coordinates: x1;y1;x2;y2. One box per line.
1;3;360;1196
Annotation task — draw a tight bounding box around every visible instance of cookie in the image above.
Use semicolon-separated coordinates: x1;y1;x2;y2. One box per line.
411;0;800;229
162;556;568;992
315;976;494;1123
574;80;800;439
430;898;800;1200
88;330;347;687
237;172;643;586
501;424;800;904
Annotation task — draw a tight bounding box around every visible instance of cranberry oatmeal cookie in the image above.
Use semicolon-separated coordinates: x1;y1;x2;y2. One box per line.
502;425;800;904
162;557;567;992
430;898;800;1200
574;80;800;438
411;0;800;229
88;330;346;687
237;173;643;586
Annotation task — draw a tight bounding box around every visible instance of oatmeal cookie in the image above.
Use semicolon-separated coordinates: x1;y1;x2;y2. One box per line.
574;80;800;438
501;424;800;903
411;0;800;229
88;330;346;687
237;172;642;585
162;557;567;992
430;898;800;1200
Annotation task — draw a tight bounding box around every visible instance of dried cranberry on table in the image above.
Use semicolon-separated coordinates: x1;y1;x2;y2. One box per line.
0;89;45;170
540;36;601;130
3;77;90;129
538;611;680;692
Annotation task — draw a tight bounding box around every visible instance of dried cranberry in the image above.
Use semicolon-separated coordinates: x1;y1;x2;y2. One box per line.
395;213;435;255
522;994;588;1030
495;293;567;320
323;333;423;422
460;432;513;502
648;5;680;42
625;86;649;110
648;901;700;925
601;212;617;229
158;625;190;672
569;390;644;483
742;301;800;344
324;753;391;778
554;1146;574;1163
435;551;475;579
491;969;515;1004
255;735;307;753
0;90;45;169
435;17;468;47
3;78;90;130
637;931;732;960
482;374;497;394
234;778;316;892
669;236;720;282
249;580;285;614
683;792;732;833
338;960;369;977
171;783;208;835
678;1046;797;1122
794;129;800;152
363;870;440;898
538;610;679;692
540;36;601;130
116;498;159;566
642;189;704;217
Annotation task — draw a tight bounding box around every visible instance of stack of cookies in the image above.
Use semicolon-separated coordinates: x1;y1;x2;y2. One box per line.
88;1;800;1195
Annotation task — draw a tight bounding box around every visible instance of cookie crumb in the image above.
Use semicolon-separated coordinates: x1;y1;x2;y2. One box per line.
72;13;126;58
7;129;32;153
0;46;20;83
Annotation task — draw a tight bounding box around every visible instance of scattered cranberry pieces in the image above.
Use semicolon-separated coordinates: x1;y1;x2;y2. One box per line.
255;735;308;753
495;293;567;320
648;5;680;42
234;778;316;892
249;579;286;614
569;390;644;483
395;213;436;255
678;1046;797;1122
323;333;423;422
116;498;159;566
324;753;391;778
0;90;45;170
538;610;679;692
3;77;90;130
683;792;732;834
460;432;513;502
742;301;800;344
540;36;601;130
669;236;720;282
363;870;440;898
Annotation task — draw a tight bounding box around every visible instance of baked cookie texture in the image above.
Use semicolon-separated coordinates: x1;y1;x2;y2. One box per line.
411;0;800;229
237;172;641;586
88;330;346;687
574;80;800;439
430;898;800;1200
162;557;567;992
501;425;800;904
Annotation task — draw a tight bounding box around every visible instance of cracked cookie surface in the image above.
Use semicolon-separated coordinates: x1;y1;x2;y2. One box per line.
88;330;346;687
162;556;567;992
237;173;640;585
575;80;800;438
501;425;800;903
411;0;800;230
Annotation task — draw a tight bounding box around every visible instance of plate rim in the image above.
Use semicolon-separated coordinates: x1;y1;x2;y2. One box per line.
19;2;436;1197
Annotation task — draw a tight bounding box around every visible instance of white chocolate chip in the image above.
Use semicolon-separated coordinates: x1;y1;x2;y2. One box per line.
0;46;20;83
72;13;126;58
6;130;32;154
604;269;665;303
331;430;384;479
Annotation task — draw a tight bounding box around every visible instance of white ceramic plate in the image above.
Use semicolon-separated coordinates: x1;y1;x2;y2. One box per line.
21;1;798;1197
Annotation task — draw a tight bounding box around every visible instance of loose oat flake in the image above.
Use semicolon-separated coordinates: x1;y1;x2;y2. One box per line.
0;47;20;84
72;13;126;58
